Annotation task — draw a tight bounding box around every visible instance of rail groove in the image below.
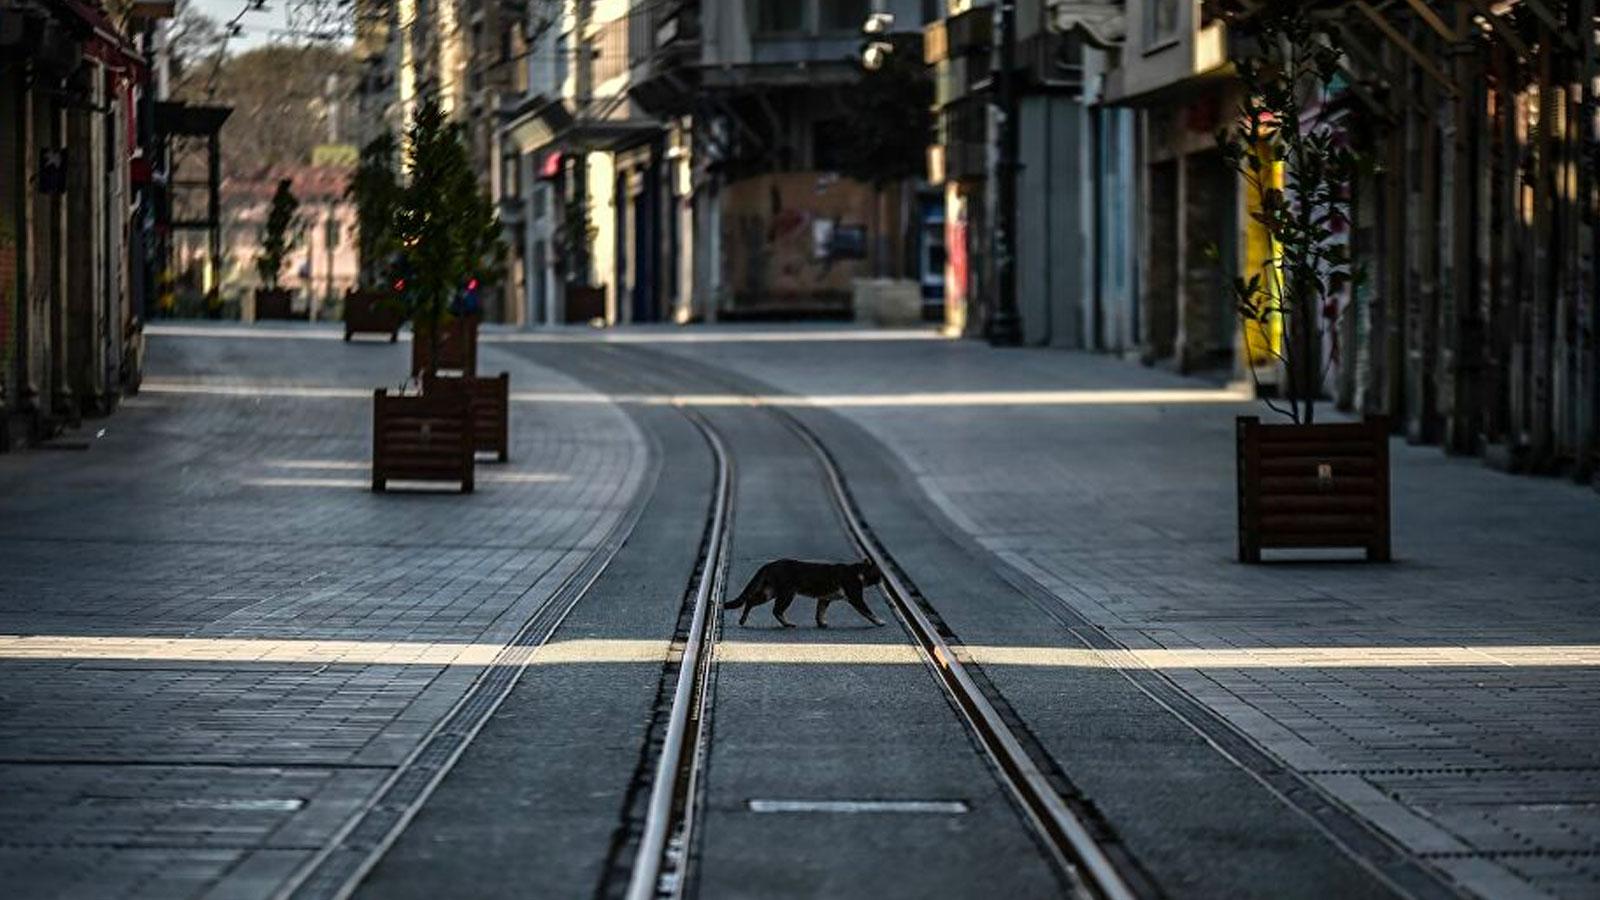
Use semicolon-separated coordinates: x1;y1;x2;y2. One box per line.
274;444;662;900
618;389;1140;900
776;410;1140;900
623;407;733;900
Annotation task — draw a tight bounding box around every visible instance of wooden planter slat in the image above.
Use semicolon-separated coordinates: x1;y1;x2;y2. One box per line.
255;288;296;320
1259;514;1380;533
372;387;474;493
344;290;402;341
1258;476;1380;495
412;315;480;376
1259;495;1378;513
1238;415;1391;562
424;371;509;462
1258;532;1377;548
1259;456;1381;473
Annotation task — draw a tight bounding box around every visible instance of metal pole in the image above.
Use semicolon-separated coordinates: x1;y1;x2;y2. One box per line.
987;0;1022;346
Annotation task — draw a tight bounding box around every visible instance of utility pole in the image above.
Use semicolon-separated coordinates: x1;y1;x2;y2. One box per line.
986;0;1021;346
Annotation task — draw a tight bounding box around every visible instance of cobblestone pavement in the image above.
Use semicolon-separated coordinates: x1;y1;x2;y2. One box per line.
0;324;648;898
643;326;1600;900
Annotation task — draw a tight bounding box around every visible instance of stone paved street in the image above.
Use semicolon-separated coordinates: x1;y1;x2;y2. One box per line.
0;326;648;898
3;323;1598;899
648;326;1600;900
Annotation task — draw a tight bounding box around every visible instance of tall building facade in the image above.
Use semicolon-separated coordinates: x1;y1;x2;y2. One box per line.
1;0;168;449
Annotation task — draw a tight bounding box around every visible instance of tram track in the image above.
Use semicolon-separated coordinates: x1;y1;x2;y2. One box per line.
607;346;1146;900
274;420;665;900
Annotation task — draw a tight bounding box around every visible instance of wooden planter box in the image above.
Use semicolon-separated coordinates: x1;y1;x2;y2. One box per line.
411;314;479;375
1237;415;1391;562
426;371;510;462
372;384;475;493
255;288;296;321
344;289;402;341
565;284;606;324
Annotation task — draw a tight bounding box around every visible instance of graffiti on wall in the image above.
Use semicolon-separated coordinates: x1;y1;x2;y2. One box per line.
721;172;875;312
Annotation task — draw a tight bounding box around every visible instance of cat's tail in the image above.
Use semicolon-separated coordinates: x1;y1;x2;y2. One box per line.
725;570;765;608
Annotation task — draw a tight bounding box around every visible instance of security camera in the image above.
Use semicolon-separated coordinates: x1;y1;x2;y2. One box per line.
863;12;894;36
862;41;892;71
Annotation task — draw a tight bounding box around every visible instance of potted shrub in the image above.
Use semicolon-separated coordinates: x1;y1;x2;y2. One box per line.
1212;0;1390;562
372;92;506;491
254;178;299;320
345;131;404;342
556;192;605;324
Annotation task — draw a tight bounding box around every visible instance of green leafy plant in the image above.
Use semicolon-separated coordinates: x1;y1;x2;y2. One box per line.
392;92;501;377
555;192;595;285
1209;0;1363;424
255;178;300;290
832;33;933;277
347;130;402;290
832;34;933;188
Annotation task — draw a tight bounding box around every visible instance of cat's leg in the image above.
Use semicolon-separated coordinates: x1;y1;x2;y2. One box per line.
772;589;797;628
815;597;833;628
738;586;769;626
844;584;886;626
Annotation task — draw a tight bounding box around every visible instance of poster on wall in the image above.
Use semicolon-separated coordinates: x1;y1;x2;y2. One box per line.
830;225;867;260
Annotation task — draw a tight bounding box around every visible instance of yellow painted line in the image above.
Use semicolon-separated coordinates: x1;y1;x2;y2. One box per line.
143;380;1250;408
5;635;1600;670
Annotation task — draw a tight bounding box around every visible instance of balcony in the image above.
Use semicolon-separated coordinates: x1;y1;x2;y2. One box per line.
627;1;701;115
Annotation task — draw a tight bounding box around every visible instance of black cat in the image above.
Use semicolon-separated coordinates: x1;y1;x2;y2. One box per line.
724;559;887;628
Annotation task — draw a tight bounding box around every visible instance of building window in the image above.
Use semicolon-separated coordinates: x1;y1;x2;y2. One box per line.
921;0;941;25
1145;0;1180;48
818;0;869;33
752;0;804;34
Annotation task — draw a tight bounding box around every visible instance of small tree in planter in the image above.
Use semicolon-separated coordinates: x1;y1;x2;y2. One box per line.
350;130;401;287
835;28;933;280
370;93;504;491
344;131;404;340
392;92;500;376
1209;0;1390;562
255;178;299;320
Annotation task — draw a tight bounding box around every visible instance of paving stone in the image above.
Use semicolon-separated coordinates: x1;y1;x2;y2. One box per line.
0;326;649;898
657;326;1600;899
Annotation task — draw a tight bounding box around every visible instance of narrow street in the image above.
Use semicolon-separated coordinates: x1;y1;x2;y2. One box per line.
2;324;1595;899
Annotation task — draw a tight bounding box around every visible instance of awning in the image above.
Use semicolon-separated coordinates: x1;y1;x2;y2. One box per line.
53;0;148;76
502;95;661;154
1049;2;1126;50
503;97;574;153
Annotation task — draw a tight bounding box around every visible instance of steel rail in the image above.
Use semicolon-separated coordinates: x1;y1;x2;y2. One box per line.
277;439;665;900
624;405;733;900
776;409;1141;900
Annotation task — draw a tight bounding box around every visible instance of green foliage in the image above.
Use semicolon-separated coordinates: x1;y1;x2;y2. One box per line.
348;131;402;289
392;92;502;372
255;179;299;290
830;35;934;188
555;191;595;284
1208;0;1363;425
